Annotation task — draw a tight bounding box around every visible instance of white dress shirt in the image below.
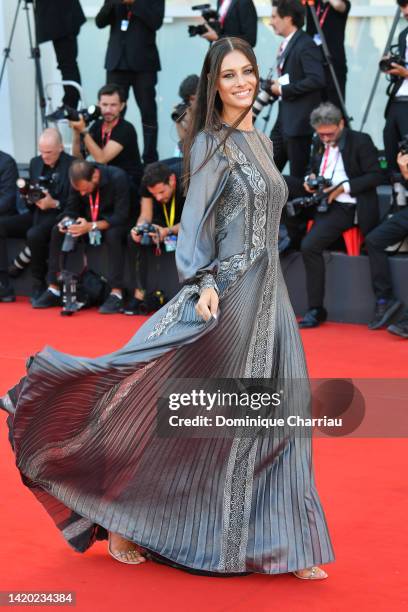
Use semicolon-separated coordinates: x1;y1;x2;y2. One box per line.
396;33;408;97
319;144;357;205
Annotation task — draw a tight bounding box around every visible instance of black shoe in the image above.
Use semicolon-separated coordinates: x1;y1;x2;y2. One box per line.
8;263;24;278
46;104;68;122
387;312;408;338
32;288;61;309
30;282;47;304
123;297;145;315
298;307;327;329
98;293;123;314
368;298;402;330
0;281;15;303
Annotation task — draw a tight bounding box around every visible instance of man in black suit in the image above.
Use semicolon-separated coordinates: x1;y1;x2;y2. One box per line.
95;0;165;165
383;0;408;176
285;103;382;328
35;161;130;314
0;151;18;217
35;0;86;109
269;0;326;178
201;0;258;47
0;129;74;302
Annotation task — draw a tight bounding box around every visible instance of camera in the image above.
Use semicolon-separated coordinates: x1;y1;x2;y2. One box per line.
379;47;406;73
188;4;221;37
286;178;333;217
17;174;58;207
398;134;408;156
252;70;277;119
171;102;189;123
60;218;80;253
46;104;101;124
306;176;332;190
133;223;159;246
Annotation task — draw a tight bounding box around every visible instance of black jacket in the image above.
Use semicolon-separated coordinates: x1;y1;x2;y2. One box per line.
279;29;326;138
308;128;382;235
29;151;75;220
385;26;408;117
35;0;86;43
0;151;18;216
95;0;164;72
217;0;257;48
63;165;130;227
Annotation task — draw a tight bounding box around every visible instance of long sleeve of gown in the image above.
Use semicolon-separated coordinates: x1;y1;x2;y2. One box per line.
176;131;230;294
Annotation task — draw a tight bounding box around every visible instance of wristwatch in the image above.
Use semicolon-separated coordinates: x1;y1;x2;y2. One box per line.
91;222;98;231
167;227;173;236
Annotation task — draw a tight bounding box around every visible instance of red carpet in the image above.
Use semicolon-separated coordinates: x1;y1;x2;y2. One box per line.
0;298;406;611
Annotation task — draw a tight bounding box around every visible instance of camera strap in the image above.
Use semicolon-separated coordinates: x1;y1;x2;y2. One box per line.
101;118;119;145
88;190;100;222
162;192;176;228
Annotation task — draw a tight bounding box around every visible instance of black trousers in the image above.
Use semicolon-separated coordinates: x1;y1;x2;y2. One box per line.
300;202;356;309
52;35;81;108
365;207;408;300
270;115;312;178
0;211;57;283
383;100;408;174
107;70;158;165
47;225;128;289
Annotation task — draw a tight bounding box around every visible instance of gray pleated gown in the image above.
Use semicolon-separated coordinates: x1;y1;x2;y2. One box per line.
1;127;335;575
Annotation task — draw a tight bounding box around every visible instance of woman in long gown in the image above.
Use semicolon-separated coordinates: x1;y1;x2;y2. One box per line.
1;37;334;579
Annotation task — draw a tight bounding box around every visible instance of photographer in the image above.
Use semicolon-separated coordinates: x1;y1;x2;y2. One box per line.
172;75;199;153
33;161;130;314
200;0;258;47
125;161;184;315
0;129;74;303
0;151;18;217
36;0;86;114
95;0;165;165
71;83;143;198
383;0;408;176
305;0;350;108
364;150;408;336
269;0;326;178
286;102;382;328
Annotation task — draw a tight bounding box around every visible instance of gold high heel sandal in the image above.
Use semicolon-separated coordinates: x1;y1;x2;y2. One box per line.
293;566;328;580
108;533;147;565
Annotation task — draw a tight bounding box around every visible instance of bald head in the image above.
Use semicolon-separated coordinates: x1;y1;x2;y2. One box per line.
38;128;64;167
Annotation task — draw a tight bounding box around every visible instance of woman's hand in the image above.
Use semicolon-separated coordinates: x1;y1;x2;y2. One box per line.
195;287;219;322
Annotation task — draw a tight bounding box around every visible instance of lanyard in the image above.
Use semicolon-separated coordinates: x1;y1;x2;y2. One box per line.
316;3;330;27
101;118;119;145
321;146;340;178
162;192;176;228
88;190;100;222
219;0;233;26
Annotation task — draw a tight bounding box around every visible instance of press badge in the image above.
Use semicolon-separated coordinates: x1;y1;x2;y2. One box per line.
89;229;102;246
164;235;177;253
278;73;290;86
121;19;129;32
313;33;322;46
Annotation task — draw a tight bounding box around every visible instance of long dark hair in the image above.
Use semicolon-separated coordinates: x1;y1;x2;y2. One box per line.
183;37;259;191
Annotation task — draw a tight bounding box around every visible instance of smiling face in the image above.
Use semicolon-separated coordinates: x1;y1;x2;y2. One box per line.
216;49;258;117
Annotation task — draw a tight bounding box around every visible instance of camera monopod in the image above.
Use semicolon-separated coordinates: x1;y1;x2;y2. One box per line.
301;0;352;126
0;0;48;130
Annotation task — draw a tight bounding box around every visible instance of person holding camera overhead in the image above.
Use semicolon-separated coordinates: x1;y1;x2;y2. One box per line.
33;160;130;314
125;161;185;315
95;0;165;165
200;0;258;47
71;83;143;206
382;0;408;177
286;102;382;329
305;0;350;109
0;129;74;303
